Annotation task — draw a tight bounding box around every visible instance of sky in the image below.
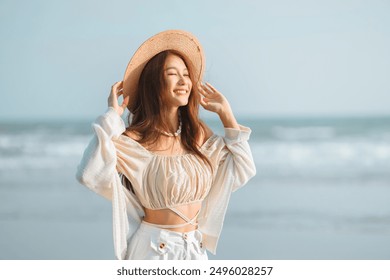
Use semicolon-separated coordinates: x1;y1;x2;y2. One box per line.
1;0;390;120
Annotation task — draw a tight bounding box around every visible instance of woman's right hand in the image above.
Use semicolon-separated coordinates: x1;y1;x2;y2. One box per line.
108;81;129;116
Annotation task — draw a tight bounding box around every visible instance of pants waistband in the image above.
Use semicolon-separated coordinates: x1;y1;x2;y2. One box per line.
139;221;202;243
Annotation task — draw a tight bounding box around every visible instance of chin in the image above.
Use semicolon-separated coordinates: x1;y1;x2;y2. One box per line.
166;94;190;108
176;97;190;106
177;101;189;107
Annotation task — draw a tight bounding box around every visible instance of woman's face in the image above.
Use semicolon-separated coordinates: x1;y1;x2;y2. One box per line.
161;53;192;109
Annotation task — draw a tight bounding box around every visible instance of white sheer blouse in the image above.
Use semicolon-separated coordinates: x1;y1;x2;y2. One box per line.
76;107;256;259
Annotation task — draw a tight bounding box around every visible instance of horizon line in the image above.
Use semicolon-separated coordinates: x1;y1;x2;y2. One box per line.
1;113;390;123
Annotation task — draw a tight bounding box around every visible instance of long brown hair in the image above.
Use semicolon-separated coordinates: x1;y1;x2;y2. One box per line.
127;50;210;166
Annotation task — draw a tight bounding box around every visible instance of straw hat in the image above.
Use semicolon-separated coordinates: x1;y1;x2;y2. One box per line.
122;30;205;113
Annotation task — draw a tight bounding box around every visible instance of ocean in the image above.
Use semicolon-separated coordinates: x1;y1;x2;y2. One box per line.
1;116;389;259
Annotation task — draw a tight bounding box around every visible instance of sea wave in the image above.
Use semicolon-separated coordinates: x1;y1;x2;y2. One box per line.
271;126;335;140
1;119;389;176
252;139;390;179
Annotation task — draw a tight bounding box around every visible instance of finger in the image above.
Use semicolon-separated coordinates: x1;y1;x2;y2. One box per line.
198;84;211;96
200;83;215;95
198;93;207;106
112;82;124;96
117;81;124;90
200;98;208;108
112;81;120;89
197;85;206;96
205;82;218;93
121;95;130;108
112;81;123;90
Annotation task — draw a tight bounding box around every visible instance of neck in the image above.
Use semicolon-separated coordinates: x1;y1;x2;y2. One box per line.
163;107;180;133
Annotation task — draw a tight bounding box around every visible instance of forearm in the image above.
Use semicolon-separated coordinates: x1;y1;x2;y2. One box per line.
218;107;240;129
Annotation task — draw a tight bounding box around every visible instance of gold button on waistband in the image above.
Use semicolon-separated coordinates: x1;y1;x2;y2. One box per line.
159;242;165;249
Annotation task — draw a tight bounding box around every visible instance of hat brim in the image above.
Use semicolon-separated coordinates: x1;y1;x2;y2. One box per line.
122;30;205;112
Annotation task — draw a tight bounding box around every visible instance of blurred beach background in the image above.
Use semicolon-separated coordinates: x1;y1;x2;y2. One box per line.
1;0;390;259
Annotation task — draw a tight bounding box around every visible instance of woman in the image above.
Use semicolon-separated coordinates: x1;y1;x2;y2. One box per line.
76;30;256;260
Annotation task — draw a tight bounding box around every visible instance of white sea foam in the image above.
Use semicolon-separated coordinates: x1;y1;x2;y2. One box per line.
0;132;90;170
252;139;390;179
1;119;390;179
272;126;335;140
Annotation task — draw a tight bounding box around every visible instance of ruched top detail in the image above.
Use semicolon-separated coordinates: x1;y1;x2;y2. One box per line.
113;135;215;210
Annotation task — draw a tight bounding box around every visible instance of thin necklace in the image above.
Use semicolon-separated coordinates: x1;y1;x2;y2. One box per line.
159;118;182;137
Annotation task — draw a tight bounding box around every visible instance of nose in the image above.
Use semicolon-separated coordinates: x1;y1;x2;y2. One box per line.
177;75;186;85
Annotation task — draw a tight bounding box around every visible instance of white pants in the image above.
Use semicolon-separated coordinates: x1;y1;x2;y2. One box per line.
126;221;208;260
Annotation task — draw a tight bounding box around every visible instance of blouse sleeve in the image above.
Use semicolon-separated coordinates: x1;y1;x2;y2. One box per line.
199;124;256;255
75;107;126;200
204;124;257;192
223;125;257;191
75;107;144;260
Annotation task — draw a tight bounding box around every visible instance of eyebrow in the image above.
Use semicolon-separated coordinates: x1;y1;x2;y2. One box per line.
165;66;188;72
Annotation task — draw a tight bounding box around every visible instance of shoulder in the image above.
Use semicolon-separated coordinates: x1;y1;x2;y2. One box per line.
122;129;141;141
116;129;152;156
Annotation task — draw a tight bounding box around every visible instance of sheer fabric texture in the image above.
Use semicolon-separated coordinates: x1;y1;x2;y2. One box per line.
76;107;256;259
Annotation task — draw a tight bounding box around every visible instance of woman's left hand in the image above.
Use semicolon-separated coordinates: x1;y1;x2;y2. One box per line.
198;82;239;129
198;82;232;116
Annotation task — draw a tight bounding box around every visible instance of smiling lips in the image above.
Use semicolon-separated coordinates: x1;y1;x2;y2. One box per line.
174;89;188;94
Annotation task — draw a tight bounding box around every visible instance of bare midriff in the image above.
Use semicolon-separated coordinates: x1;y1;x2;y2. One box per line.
143;202;202;233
